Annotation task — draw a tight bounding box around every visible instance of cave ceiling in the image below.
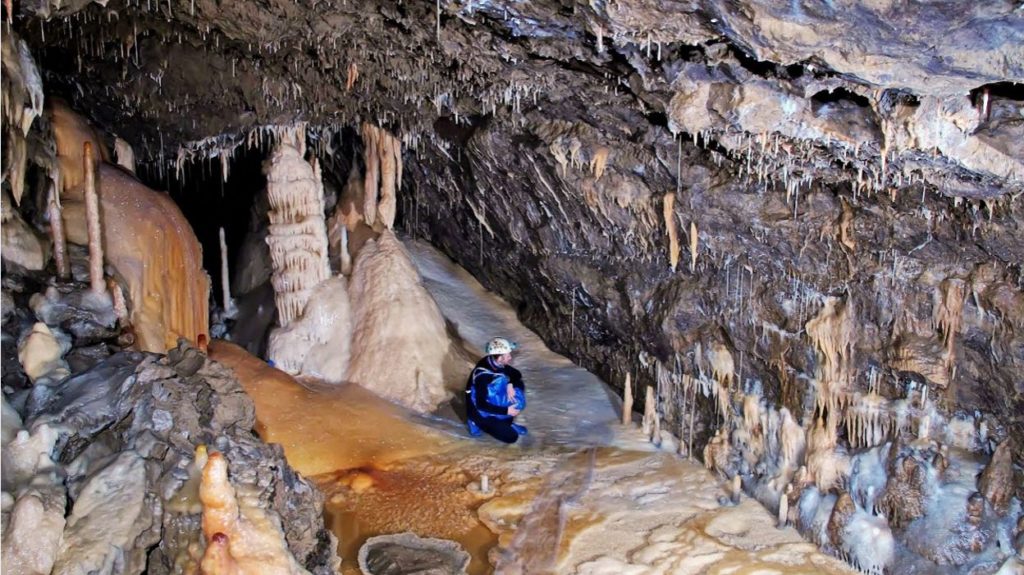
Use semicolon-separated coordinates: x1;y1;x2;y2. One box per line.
14;0;1024;200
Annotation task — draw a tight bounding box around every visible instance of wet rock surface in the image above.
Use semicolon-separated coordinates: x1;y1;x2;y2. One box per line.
358;533;470;575
1;266;339;575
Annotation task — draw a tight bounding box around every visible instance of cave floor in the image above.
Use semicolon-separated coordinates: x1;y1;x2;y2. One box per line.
210;241;856;574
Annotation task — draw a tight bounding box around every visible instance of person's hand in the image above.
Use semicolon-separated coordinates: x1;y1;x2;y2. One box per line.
506;383;517;403
508;406;521;416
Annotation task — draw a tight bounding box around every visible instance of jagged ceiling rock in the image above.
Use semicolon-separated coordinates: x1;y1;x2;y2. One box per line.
11;0;1021;199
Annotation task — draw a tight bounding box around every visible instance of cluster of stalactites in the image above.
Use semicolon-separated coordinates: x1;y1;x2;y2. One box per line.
360;123;403;230
264;142;331;326
806;296;857;418
1;31;45;205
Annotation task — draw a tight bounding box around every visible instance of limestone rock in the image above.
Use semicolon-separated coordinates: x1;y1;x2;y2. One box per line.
1;488;66;575
53;451;158;575
29;285;118;345
1;192;48;271
17;322;69;383
978;440;1014;516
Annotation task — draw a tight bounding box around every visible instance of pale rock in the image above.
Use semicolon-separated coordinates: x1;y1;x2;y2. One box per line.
1;193;49;271
1;488;67;575
53;451;156;575
347;231;450;413
17;323;69;384
268;275;352;382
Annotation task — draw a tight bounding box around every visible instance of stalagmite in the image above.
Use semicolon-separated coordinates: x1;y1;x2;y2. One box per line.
778;486;790;527
664;193;679;271
378;131;398;230
346;231;451;413
219;227;237;319
621;373;633;425
47;183;69;279
108;278;130;327
689;221;698;272
267;276;352;382
54;103;209;352
264;142;331;327
199;452;310;575
83;142;105;296
978;440;1013;516
641;385;656;438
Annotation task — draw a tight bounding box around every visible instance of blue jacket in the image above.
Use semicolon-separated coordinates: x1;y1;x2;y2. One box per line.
466;357;526;419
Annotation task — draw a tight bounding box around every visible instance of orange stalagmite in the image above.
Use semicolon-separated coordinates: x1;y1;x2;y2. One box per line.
53;104;209;353
199;452;310;575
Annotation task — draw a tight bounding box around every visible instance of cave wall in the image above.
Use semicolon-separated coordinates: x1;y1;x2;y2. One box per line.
404;103;1024;460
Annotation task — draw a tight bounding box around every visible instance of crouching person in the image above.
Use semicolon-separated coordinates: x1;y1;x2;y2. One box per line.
465;337;528;443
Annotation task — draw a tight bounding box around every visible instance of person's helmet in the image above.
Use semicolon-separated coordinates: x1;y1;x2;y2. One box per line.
485;337;518;356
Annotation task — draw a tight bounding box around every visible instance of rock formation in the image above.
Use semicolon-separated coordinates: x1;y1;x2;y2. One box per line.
347;231;450;413
264;141;331;327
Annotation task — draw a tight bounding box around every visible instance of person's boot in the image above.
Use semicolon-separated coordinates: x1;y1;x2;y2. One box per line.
467;419;482;437
511;423;528;436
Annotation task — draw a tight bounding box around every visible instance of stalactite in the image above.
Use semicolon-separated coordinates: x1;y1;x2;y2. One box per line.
805;296;856;415
83;142;105;296
664;193;679;272
362;123;380;226
838;197;855;251
689;221;698;273
622;373;633;425
114;137;135;173
933;278;965;387
590;146;609;180
346;62;358;92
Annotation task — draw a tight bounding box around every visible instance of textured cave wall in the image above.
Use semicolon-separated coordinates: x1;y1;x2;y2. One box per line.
14;0;1024;198
10;0;1023;453
402;108;1024;462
